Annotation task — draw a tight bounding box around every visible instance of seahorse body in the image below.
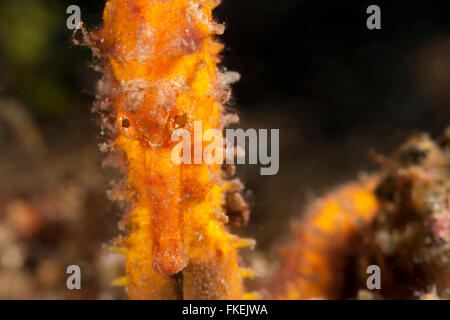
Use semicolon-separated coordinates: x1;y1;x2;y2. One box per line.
91;0;250;300
268;177;380;299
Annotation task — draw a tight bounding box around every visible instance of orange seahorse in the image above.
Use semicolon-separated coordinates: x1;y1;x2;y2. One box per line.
88;0;253;299
267;177;380;299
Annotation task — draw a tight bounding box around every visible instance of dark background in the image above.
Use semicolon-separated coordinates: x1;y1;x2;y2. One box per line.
0;0;449;298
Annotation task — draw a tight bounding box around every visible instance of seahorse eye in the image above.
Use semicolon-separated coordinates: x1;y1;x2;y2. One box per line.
121;118;131;128
174;113;187;129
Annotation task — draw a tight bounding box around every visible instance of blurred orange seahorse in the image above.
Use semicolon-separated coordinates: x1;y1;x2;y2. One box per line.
267;177;380;299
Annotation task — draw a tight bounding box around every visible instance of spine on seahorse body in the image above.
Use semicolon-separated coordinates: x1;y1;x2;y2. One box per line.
89;0;252;299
